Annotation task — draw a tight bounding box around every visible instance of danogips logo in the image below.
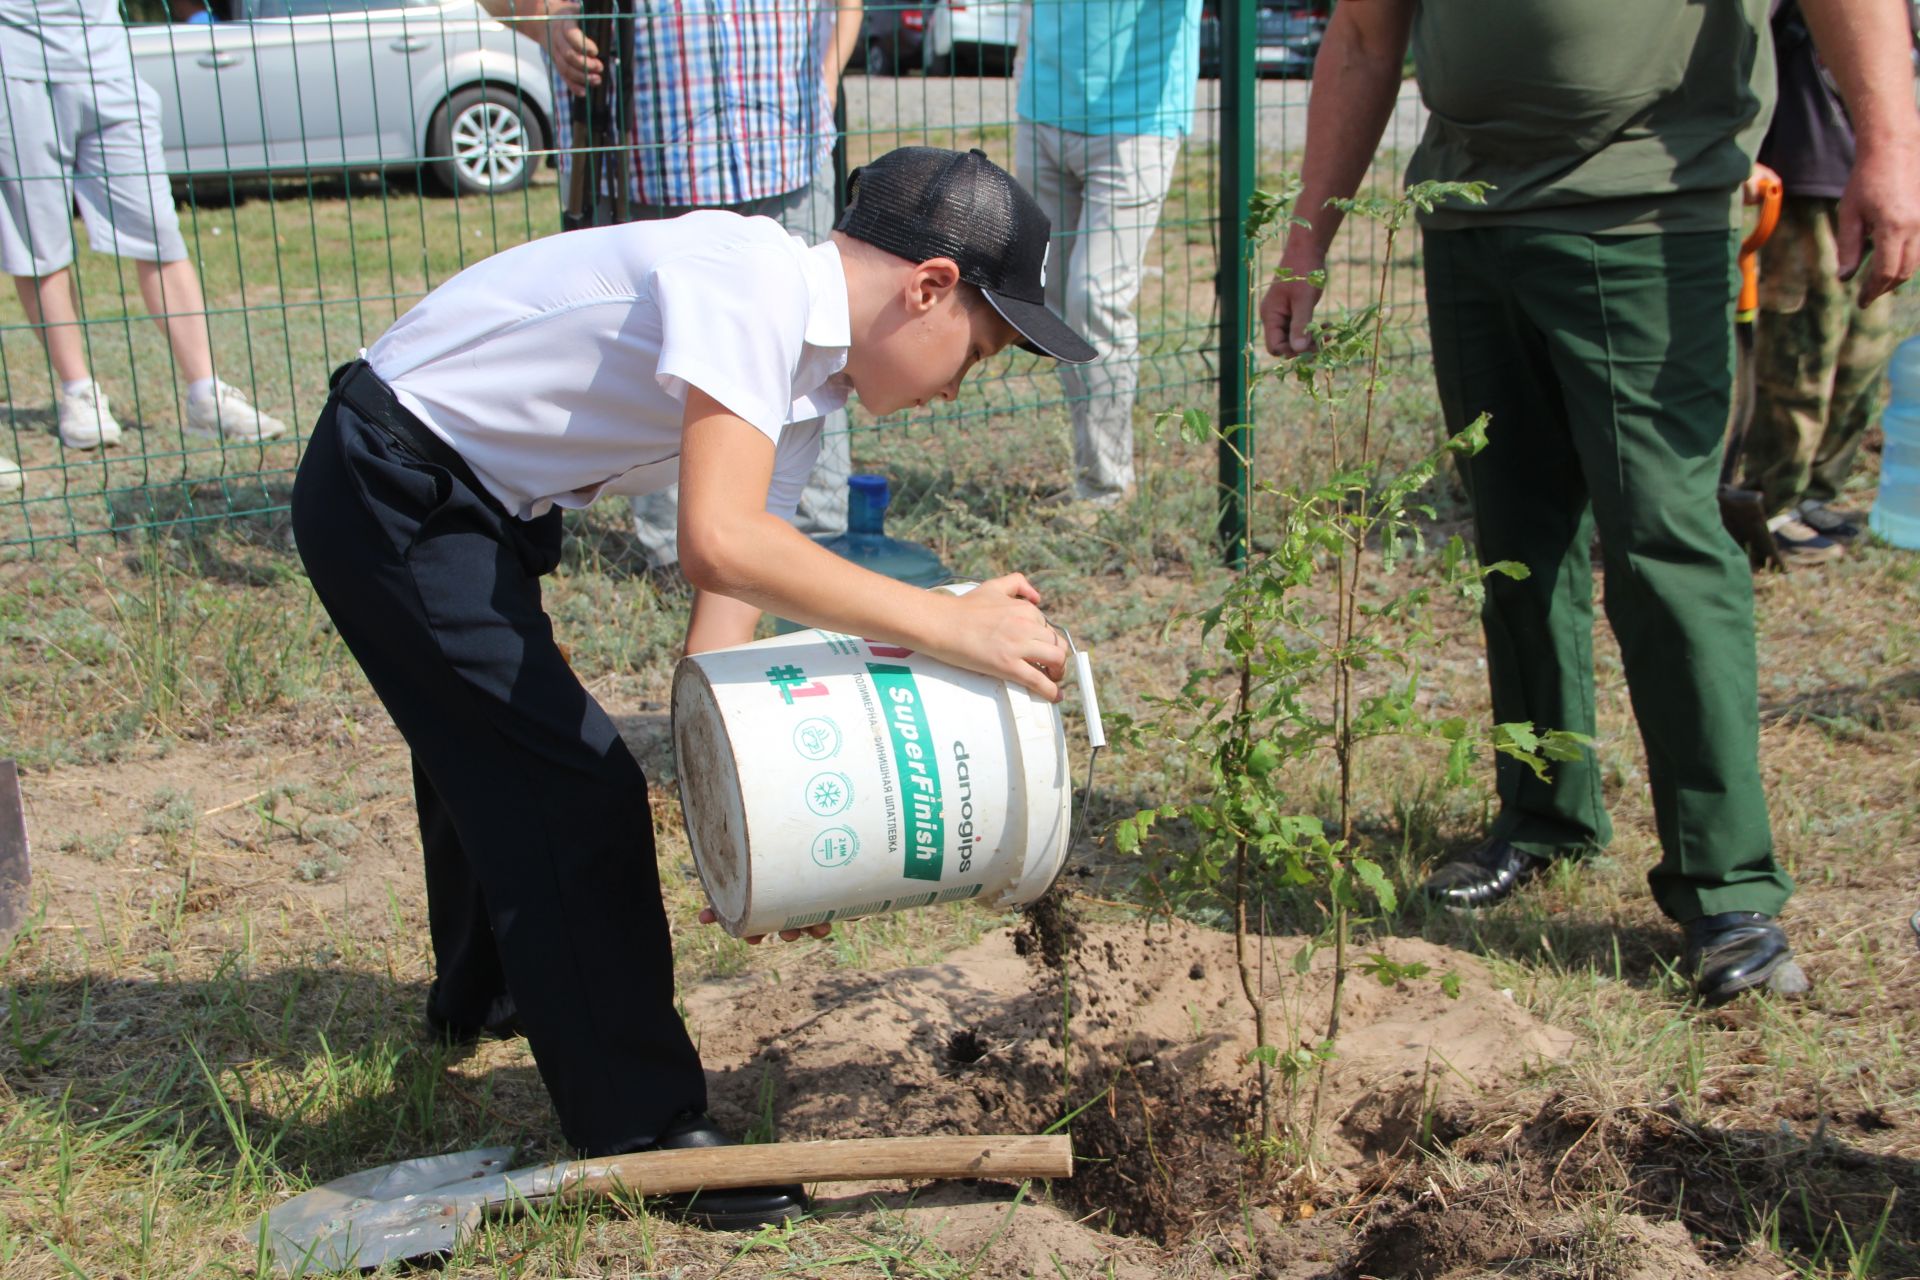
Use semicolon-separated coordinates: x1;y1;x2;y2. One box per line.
867;664;944;882
953;741;977;875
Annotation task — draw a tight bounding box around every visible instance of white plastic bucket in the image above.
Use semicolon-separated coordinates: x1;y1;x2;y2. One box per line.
671;604;1099;939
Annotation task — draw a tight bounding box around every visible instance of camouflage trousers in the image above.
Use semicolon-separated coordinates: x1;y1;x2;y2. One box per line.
1739;196;1897;515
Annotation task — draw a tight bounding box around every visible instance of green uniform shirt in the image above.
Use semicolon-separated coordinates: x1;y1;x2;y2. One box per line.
1406;0;1775;233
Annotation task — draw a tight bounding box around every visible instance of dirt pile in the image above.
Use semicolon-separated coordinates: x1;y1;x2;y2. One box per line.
682;915;1574;1246
1347;1203;1716;1280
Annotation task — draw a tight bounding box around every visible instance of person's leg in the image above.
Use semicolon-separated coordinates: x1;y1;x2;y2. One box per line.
1741;198;1846;516
0;77;87;381
414;756;518;1040
135;257;212;382
16;263;122;449
292;393;707;1153
71;76;201;368
12;269;89;382
76;75;282;439
1526;228;1790;924
1018;121;1091;498
1423;226;1613;861
1807;203;1895;509
1052;131;1181;503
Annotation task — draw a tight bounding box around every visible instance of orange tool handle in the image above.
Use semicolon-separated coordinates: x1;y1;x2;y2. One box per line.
1738;173;1783;320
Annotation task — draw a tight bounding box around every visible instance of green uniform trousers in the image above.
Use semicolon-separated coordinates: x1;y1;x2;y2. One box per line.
1423;226;1794;924
1740;196;1896;516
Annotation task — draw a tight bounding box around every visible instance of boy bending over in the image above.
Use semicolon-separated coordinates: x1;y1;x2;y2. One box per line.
289;147;1094;1229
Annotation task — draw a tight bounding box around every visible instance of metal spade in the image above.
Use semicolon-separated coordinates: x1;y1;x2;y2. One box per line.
0;760;29;947
262;1133;1072;1272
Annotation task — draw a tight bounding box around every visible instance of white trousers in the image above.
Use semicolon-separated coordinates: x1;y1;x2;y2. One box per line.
1017;122;1182;501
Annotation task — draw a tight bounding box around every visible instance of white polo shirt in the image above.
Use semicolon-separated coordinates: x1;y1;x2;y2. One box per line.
368;211;852;521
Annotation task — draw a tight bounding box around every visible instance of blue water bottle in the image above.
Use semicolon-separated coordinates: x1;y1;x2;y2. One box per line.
773;475;949;632
817;474;949;587
1870;335;1920;550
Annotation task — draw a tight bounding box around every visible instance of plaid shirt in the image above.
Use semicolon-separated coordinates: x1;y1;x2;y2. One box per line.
553;0;837;209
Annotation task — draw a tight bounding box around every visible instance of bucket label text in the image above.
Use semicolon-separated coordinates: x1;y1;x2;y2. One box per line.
867;663;944;882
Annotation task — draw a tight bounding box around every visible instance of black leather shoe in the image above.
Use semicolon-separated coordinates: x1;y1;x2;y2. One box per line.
1421;839;1551;910
1684;911;1792;1006
644;1112;808;1231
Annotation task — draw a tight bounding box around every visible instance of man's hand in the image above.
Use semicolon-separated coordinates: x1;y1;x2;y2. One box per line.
541;0;603;93
1793;0;1920;305
1261;250;1326;356
1257;0;1414;357
699;905;832;943
921;574;1067;703
1743;162;1783;204
1837;142;1920;304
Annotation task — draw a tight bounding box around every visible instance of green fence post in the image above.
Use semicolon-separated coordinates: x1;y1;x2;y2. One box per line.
1216;0;1256;568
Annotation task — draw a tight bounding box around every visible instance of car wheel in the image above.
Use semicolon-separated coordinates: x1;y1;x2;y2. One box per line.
428;85;543;197
866;37;896;75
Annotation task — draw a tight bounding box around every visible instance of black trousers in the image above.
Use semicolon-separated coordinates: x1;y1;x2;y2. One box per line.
290;366;706;1154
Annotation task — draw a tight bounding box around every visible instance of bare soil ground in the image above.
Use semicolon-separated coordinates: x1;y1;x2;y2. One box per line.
7;507;1917;1277
3;209;1917;1273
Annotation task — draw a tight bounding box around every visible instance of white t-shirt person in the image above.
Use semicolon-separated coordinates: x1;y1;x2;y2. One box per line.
369;211;852;522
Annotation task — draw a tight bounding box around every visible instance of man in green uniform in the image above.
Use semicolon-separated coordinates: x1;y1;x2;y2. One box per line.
1260;0;1920;1004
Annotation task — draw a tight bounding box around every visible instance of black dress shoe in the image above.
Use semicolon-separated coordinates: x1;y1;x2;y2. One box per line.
1421;838;1551;910
1684;911;1792;1006
642;1112;808;1231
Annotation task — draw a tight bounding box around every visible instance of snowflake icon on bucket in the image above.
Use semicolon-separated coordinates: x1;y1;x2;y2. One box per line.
811;826;859;868
805;771;854;817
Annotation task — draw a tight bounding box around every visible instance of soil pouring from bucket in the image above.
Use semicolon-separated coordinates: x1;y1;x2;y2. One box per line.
671;600;1094;939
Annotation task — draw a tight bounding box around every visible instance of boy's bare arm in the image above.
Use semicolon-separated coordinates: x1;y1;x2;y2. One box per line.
685;590;762;655
676;388;1067;701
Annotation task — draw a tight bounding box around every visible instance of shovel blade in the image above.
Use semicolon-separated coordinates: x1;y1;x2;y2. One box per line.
0;760;29;946
1718;484;1783;572
262;1146;515;1273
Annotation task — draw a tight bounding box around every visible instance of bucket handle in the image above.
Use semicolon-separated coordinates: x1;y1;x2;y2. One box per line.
1055;625;1105;750
1044;626;1103;901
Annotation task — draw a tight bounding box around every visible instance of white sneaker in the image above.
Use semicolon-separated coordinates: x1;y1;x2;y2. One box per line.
187;380;287;442
0;455;21;493
58;381;124;449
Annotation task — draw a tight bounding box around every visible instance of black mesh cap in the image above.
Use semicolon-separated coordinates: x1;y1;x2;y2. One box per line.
836;147;1096;365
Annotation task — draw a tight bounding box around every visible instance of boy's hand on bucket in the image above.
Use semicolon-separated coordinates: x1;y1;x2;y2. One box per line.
699;906;832;943
928;574;1067;703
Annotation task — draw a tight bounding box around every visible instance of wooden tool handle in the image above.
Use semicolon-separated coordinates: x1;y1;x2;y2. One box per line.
547;1135;1071;1201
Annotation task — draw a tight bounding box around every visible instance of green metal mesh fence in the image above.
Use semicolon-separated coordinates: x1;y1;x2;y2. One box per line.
0;0;1430;553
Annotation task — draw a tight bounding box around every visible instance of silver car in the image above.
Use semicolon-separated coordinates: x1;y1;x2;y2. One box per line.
128;0;556;196
922;0;1017;75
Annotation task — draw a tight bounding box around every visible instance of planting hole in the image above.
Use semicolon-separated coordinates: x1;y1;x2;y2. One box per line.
946;1027;989;1065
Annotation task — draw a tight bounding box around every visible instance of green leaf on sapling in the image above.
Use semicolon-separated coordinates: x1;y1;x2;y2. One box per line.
1352;856;1398;912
